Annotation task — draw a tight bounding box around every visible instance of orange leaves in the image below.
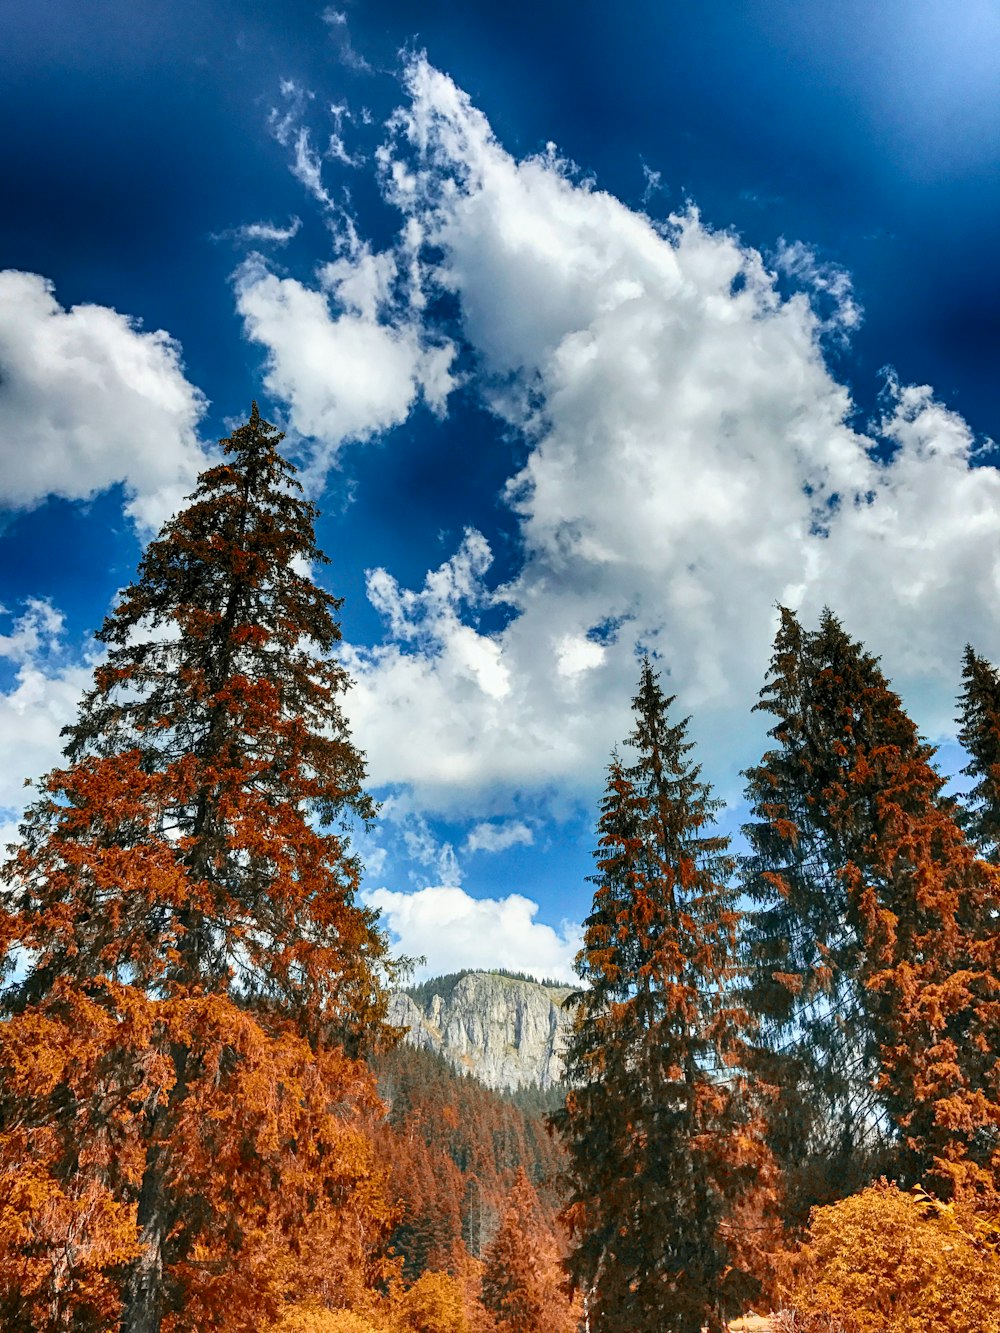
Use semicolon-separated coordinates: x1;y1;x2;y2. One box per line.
0;407;399;1328
0;980;395;1331
784;1181;1000;1333
559;660;775;1331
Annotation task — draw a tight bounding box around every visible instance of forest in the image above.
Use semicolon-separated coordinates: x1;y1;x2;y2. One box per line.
1;406;999;1332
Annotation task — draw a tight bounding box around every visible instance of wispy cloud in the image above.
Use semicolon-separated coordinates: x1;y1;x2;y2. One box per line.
321;8;372;74
464;820;535;854
214;216;302;246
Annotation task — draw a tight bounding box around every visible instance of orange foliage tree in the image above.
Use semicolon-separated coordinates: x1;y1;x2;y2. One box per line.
555;660;774;1333
784;1180;1000;1333
744;610;1000;1214
481;1169;576;1333
0;406;400;1331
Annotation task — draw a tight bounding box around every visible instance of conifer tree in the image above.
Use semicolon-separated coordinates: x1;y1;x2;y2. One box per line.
741;608;892;1219
957;643;1000;862
743;609;1000;1212
555;661;772;1333
0;406;399;1331
481;1168;574;1333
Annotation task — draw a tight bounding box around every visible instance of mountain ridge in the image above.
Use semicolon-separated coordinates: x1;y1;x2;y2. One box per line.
388;968;576;1093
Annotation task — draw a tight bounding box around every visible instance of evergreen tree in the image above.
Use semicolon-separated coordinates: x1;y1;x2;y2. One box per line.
0;407;399;1331
742;608;893;1220
481;1168;574;1333
743;609;1000;1213
957;643;1000;862
555;660;771;1333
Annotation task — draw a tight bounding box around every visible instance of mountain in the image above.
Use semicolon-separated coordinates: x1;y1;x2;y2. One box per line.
388;970;576;1093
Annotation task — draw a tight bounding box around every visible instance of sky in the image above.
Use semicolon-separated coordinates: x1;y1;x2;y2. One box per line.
1;0;999;982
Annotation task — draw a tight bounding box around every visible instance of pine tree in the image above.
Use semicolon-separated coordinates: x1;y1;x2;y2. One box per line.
555;660;772;1333
957;644;1000;862
743;609;1000;1212
741;607;893;1220
480;1169;574;1333
0;406;399;1331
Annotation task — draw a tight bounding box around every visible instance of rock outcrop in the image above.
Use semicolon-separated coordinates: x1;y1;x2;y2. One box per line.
388;971;575;1093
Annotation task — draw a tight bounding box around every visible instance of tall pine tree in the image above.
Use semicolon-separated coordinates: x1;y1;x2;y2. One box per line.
741;607;893;1221
957;643;1000;863
0;407;399;1331
555;660;772;1333
743;609;1000;1215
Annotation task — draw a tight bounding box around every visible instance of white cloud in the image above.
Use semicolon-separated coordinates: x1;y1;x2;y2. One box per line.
320;8;372;74
364;884;580;982
0;271;209;531
326;57;1000;805
398;814;462;887
0;600;92;816
219;217;302;246
464;820;534;854
243;56;1000;813
234;248;455;480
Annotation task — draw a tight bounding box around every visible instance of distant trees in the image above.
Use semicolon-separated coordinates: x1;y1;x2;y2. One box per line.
556;660;773;1333
481;1169;577;1333
0;407;399;1331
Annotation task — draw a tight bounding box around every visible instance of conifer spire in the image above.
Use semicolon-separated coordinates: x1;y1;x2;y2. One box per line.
0;406;397;1331
743;609;1000;1216
957;643;1000;862
556;659;772;1333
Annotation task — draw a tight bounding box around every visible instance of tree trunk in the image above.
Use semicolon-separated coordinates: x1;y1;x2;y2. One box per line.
120;1148;169;1333
120;1041;188;1333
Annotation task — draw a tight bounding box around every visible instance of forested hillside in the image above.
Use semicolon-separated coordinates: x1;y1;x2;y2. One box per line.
2;408;1000;1332
371;1043;567;1271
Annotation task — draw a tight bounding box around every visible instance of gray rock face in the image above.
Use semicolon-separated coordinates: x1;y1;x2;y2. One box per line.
388;972;575;1093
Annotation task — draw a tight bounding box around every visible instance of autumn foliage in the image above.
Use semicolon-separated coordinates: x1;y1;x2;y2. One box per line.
556;661;776;1332
781;1180;1000;1332
0;408;398;1330
5;401;1000;1329
742;609;1000;1219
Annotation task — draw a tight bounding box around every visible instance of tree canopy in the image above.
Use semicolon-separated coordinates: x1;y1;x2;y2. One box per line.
556;659;773;1333
0;406;398;1331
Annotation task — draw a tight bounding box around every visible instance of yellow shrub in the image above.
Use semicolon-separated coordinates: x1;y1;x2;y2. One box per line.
393;1270;468;1333
787;1180;1000;1333
268;1302;390;1332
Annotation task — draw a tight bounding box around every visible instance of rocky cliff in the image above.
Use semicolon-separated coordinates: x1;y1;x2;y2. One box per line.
387;971;575;1093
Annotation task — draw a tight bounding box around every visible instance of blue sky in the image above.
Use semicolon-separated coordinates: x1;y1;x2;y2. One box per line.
2;0;999;981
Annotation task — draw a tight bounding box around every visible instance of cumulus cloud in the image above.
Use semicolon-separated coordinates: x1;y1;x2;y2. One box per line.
364;884;580;982
0;600;92;817
325;56;1000;805
0;271;210;530
234;244;455;480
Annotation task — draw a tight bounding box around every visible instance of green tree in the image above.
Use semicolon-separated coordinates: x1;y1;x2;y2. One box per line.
555;660;772;1333
0;406;399;1331
957;643;1000;862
